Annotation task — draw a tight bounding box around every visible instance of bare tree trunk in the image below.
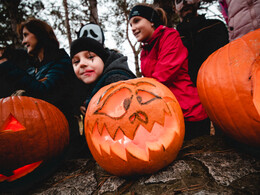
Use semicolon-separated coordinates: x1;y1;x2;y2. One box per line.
88;0;99;24
134;49;142;77
122;0;142;77
63;0;72;47
3;0;22;48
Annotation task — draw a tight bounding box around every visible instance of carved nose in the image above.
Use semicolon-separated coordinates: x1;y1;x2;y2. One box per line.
129;111;148;124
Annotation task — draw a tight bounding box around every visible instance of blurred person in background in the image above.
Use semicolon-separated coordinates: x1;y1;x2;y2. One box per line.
174;0;229;85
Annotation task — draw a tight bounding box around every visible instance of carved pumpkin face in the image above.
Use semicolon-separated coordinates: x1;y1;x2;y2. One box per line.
197;29;260;147
85;77;185;176
0;96;69;188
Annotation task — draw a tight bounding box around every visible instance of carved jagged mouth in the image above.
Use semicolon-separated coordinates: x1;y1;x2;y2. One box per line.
0;161;42;182
88;114;178;162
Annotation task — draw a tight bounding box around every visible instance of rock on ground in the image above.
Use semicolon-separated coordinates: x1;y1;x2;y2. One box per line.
1;135;260;195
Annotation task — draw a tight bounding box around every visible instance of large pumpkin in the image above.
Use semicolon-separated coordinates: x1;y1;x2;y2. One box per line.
85;77;185;176
197;29;260;147
0;96;69;191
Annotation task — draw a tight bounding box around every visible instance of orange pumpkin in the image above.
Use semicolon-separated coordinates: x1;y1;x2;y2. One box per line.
197;29;260;147
85;77;185;176
0;96;69;191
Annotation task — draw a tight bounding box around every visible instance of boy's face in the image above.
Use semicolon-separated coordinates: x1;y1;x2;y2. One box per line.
72;51;104;84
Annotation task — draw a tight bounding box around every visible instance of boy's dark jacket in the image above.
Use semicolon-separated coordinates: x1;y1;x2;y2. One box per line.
75;50;136;114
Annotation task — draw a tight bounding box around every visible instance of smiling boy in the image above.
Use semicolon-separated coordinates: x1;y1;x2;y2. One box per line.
70;37;136;115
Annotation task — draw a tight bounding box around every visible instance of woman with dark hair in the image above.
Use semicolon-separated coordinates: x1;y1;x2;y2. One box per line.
129;3;210;140
0;18;83;192
0;18;81;157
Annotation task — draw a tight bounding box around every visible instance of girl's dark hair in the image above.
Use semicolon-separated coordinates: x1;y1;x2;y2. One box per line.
18;18;59;51
136;3;168;26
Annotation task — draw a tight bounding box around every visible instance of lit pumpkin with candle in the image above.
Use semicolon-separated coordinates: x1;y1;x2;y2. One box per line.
0;96;69;191
85;77;185;176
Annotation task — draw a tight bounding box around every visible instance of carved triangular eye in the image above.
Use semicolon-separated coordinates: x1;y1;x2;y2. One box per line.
96;87;132;118
0;114;25;133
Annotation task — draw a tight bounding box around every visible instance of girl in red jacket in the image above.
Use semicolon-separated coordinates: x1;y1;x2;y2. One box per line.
129;3;210;140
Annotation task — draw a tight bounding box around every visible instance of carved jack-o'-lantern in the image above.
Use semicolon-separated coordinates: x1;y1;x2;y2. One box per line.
85;77;185;176
0;96;69;191
197;29;260;147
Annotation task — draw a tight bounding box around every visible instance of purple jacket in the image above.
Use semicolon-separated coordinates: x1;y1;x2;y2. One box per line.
221;0;260;41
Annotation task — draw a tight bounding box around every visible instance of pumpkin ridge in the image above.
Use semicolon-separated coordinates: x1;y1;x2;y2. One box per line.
253;60;260;116
0;98;3;125
249;57;260;116
216;45;234;130
47;104;64;155
240;34;258;98
198;51;221;129
15;96;28;168
41;99;68;157
248;57;260;139
34;98;51;158
228;42;253;142
46;101;60;155
228;41;258;143
58;105;70;147
27;97;50;162
209;46;241;135
225;43;247;140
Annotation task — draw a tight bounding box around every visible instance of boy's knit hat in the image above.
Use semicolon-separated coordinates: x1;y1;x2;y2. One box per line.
70;37;109;63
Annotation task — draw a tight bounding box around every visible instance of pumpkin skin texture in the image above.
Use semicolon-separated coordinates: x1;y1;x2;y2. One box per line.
85;77;185;176
197;29;260;147
0;96;69;191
